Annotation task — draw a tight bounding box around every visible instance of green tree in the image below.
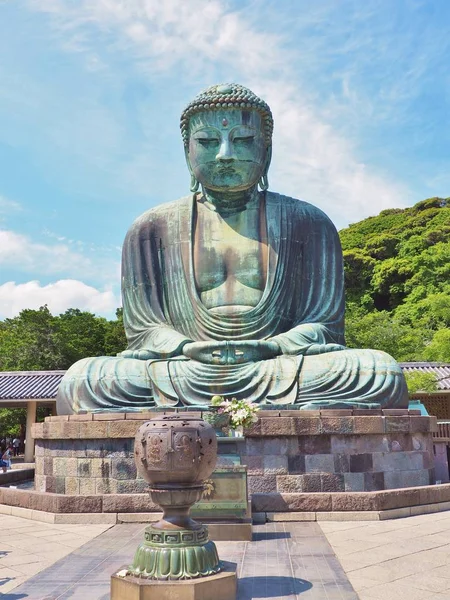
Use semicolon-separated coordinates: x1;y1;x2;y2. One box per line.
395;290;450;331
0;306;62;370
404;371;439;394
345;307;428;361
55;308;109;366
104;308;127;356
0;305;128;371
340;197;450;361
0;408;26;438
424;329;450;362
342;251;376;305
0;406;51;439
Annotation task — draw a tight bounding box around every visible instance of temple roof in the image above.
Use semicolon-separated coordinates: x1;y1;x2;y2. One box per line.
0;371;65;400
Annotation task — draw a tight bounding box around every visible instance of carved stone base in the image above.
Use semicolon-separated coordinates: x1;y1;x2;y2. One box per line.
129;524;221;579
111;567;236;600
32;410;438;498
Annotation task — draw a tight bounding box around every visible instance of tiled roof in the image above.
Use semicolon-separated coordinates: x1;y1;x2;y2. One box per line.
399;362;450;391
0;371;65;400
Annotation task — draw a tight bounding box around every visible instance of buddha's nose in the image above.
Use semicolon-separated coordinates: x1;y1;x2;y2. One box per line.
216;139;235;162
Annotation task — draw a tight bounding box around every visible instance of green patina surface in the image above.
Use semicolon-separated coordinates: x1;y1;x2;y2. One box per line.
129;524;221;580
57;84;408;414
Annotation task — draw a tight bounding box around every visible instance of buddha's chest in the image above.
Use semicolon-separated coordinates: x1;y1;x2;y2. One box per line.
193;204;268;295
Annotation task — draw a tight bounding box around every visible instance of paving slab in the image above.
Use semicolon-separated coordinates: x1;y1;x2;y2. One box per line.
320;509;450;600
0;514;113;596
6;510;450;599
4;521;357;599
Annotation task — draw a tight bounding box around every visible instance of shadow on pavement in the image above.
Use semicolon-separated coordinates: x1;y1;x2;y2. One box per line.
252;532;291;540
238;575;313;598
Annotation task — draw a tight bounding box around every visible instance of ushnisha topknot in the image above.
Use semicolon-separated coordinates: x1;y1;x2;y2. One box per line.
180;83;274;147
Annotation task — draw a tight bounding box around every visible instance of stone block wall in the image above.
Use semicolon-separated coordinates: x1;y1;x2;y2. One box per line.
238;434;434;494
34;439;143;495
239;410;436;494
32;409;437;496
32;413;158;496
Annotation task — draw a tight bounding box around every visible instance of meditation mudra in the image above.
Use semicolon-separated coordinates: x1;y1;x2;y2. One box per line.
57;84;408;414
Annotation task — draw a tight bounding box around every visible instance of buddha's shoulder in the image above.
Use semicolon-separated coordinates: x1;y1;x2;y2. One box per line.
267;192;335;226
126;195;192;232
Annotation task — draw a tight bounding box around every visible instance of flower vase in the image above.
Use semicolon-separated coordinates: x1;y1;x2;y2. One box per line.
232;425;244;437
202;411;230;437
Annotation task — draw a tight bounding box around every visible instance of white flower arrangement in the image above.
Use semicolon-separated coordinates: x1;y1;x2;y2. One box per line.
210;395;260;430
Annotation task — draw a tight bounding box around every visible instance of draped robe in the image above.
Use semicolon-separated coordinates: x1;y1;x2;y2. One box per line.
56;192;408;414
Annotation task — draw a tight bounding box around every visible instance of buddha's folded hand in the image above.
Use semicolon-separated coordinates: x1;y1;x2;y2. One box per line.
182;340;280;365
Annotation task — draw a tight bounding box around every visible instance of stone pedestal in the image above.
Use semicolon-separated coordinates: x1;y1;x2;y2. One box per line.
111;567;237;600
33;409;436;493
29;409;438;516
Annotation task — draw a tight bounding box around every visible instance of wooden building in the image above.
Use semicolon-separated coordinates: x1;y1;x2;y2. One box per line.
0;371;64;462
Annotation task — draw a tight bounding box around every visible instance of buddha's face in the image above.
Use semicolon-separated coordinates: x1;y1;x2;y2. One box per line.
187;108;269;192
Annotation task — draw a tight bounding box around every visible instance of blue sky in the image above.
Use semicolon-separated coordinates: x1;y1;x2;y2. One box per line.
0;0;449;319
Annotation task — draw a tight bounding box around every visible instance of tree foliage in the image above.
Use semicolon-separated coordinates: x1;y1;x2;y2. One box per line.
404;371;439;394
0;306;127;371
341;197;450;361
0;406;50;438
0;408;27;438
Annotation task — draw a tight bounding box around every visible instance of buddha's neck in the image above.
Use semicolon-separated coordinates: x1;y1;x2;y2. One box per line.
202;186;258;216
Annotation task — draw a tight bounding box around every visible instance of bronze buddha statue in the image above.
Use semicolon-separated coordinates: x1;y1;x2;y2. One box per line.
57;84;408;414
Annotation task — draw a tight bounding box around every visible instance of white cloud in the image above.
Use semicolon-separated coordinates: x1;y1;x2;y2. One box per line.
28;0;284;75
27;0;412;226
0;280;119;319
0;229;120;281
0;195;22;214
255;82;410;225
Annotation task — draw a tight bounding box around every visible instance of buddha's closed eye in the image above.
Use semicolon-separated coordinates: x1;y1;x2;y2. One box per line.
233;136;254;143
197;138;220;146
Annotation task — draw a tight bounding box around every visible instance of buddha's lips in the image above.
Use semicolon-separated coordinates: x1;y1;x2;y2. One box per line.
216;166;236;175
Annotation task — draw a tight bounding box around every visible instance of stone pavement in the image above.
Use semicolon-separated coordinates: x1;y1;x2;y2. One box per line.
0;514;113;596
320;510;450;599
3;521;357;599
4;512;450;599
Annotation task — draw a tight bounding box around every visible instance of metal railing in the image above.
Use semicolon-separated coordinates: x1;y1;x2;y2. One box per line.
434;421;450;442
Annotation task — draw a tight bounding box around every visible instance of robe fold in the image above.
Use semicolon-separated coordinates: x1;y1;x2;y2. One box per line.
56;192;408;413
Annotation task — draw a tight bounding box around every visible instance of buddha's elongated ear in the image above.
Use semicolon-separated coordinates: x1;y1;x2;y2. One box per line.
184;145;199;192
258;145;272;191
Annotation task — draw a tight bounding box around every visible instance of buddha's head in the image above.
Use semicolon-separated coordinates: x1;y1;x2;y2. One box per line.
181;84;273;194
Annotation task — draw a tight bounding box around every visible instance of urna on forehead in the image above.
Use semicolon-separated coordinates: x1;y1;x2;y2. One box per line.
180;83;274;146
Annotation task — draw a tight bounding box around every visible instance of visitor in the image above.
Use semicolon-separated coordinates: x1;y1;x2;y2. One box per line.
1;446;12;470
12;437;20;457
0;441;7;473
